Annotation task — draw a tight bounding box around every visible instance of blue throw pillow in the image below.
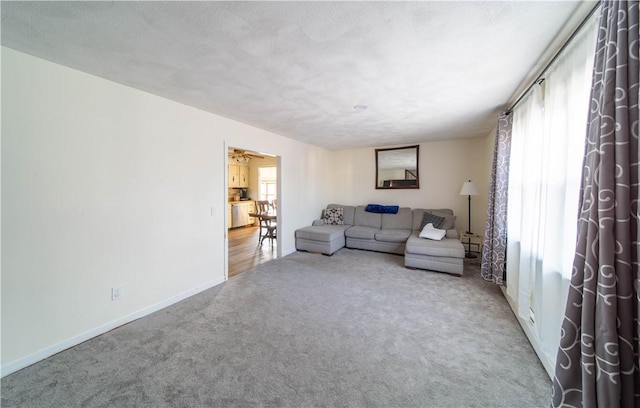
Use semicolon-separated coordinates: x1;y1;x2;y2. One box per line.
365;204;399;214
382;205;399;214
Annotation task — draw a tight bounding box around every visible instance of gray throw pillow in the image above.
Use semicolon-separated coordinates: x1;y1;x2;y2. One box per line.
420;212;445;229
430;211;457;230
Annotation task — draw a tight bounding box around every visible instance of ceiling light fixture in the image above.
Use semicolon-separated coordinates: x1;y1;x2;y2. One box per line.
229;149;265;163
232;155;251;163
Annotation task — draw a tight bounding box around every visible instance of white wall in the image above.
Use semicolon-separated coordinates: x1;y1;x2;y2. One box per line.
1;47;335;374
331;138;491;235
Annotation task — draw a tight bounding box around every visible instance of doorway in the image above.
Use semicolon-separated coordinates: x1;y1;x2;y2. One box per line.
226;145;279;279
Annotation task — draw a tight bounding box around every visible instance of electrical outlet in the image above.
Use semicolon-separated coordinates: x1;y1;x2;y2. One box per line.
111;286;123;301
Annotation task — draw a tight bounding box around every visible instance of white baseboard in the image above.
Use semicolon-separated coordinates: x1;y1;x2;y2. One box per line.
281;246;297;257
1;276;226;378
502;288;555;379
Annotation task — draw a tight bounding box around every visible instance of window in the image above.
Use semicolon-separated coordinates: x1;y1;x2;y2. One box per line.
506;13;598;368
258;167;277;202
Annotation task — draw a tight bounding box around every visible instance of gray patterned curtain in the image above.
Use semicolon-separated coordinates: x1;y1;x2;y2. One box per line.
551;1;639;407
481;112;512;285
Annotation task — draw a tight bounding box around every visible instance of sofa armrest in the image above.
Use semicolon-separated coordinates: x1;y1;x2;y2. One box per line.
446;229;460;239
312;219;325;226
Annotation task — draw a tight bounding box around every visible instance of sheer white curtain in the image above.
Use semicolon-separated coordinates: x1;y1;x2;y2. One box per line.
505;14;598;371
506;86;544;323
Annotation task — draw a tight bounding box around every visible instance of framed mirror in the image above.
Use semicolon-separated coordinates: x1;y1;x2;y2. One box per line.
375;145;419;189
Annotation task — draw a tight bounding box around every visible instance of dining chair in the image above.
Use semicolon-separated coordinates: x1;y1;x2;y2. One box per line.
256;200;277;246
256;200;271;214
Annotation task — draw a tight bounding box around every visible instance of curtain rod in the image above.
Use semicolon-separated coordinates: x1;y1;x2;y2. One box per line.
507;1;601;113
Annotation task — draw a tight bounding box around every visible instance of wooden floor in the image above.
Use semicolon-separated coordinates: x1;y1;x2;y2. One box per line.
228;226;277;278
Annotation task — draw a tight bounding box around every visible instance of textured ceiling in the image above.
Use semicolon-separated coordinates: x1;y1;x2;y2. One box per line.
1;1;588;150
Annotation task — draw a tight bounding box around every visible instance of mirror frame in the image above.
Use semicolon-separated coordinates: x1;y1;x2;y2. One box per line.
375;145;420;189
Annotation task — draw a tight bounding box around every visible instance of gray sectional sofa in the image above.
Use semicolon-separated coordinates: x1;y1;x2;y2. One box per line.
295;204;466;276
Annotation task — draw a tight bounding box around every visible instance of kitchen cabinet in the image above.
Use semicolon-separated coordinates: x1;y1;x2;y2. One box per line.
228;165;239;187
239;166;249;188
228;164;249;188
247;201;256;225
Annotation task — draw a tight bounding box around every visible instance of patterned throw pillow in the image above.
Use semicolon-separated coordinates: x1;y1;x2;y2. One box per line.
324;207;344;225
420;212;445;229
431;212;457;230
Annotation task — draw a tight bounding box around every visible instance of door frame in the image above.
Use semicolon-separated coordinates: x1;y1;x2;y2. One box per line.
223;141;281;281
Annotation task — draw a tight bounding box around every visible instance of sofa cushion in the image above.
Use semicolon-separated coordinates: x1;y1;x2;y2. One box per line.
323;207;344;225
375;228;413;243
446;229;460;239
295;225;351;242
328;204;356;225
381;207;413;230
354;206;382;228
345;225;379;240
405;232;465;258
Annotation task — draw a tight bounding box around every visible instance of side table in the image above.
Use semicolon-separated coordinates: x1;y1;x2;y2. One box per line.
460;232;482;259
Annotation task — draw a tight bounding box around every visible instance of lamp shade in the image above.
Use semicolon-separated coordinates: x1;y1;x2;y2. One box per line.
459;180;478;196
